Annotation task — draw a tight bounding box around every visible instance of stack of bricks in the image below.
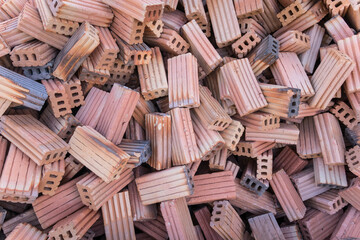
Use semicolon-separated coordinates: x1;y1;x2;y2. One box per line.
1;0;360;239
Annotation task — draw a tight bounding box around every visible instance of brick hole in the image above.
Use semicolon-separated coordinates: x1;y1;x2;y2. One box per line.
67;231;73;238
36;68;41;74
335;1;342;8
337;199;341;205
50;174;57;178
59;107;67;112
289;10;293;16
52;24;57;29
350;118;356;123
157;25;161;30
181;46;185;51
53;153;58;158
46;181;54;184
60;26;65;31
294;6;299;12
214;218;220;222
261;165;267;169
29;69;33;75
171;38;176;44
338;108;345;113
344;113;350;119
45;68;49;73
261;171;267;175
283;14;287;20
46;154;51;160
257;186;262;191
44;187;52;191
300;36;303;41
72;92;79;97
32;54;37;61
245;178;251;184
251;182;256;188
264;119;268;126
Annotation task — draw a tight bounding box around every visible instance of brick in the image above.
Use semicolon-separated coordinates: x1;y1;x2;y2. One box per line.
0;136;7;175
314;113;345;165
0;0;27;18
6;223;47;240
161;197;198;240
309;49;354;110
324;0;351;16
22;59;53;80
62;155;83;183
114;35;152;65
46;0;114;27
306;189;348;215
194;207;223;240
35;0;79;36
49;207;100;240
277;0;305;26
249;213;285;240
209;148;228;171
63;77;85;108
233;141;275;158
69;126;130;182
234;0;263;18
347;91;360;118
117;139;151;168
257;149;273;180
42;79;72;118
138;47;168;100
299;209;343;240
0;17;34;48
281;225;302;240
273;1;328;38
110;59;136;74
101;191;135;240
330;101;358;129
246;123;299;145
346;145;360;177
161;10;187;33
0;144;41;203
126;117;146;141
210;200;245;240
253;0;282;33
299;24;325;74
77;57;110;85
225;160;240;179
276;30;311;54
182;0;207;26
0;35;10;57
33;175;86;229
260;83;301;118
347;1;360;31
0;98;11;118
219;120;244;151
75;87;109;128
238;18;267;39
17;3;69;50
274;146;308;175
144;19;164;38
170;108;200;165
186;171;236;205
231;31;261;58
134;215;168;240
331;206;360;240
145;113;171;170
235;112;280;132
313;157;347;188
248;35;280;76
0;66;47;111
38;159;64;197
0;115;69;165
135;166;194;205
2;209;41;236
297;117;322;159
240;160;269;196
110;8;144;45
76;169;133;211
325;15;354;44
52;22;100;81
182;20;222;74
133;93;156;128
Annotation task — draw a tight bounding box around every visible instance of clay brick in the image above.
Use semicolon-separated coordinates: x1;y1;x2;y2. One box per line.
331;206;360;240
6;223;47;240
314;113;345;165
270;169;306;222
136;166;194;205
271;52;314;101
234;0;264;18
248;35;280;76
103;0;163;22
324;0;351;16
186;171;236;205
111;8;144;45
339;177;360;210
38;159;65;196
49;207;100;240
325;15;353;44
273;1;328;38
76;169;133;211
0;136;7;174
274;146;308;175
0;98;11;118
62;155;83;183
52;22;100;81
209;148;228;171
22;60;53;80
144;19;164;37
145;113;171;170
5;107;39;119
219;120;244;151
257;149;273;180
231;31;261;58
246;123;299;145
313;157;347;188
114;35;152;65
297;117;322;159
298;24;325;74
207;0;241;47
330;101;358;129
0;144;41;203
126;117;146;141
96;84;139;145
117;139;151;168
238;18;267;39
2;209;41;236
240;160;269;196
182;20;222;74
0;17;34;48
210;200;245;240
0;35;10;57
182;0;207;25
69;126;130;182
133;93;156;128
235;112;280;132
138;47;168;100
101;191;136;240
347;1;360;31
249;213;285;240
347;91;360;118
0;114;69;165
161;197;198;240
134;215;168;240
281;225;302;240
309;49;354;110
33;175;86;229
0;66;47;111
162;10;187;33
299;209;343;240
110;59;136;75
42;79;72;118
233;141;275;158
260;83;301;117
338;34;360;93
77;57;110;85
253;0;282;33
17;3;69;50
46;0;114;27
277;0;305;26
346;145;360;177
63;77;85;108
306;189;348;215
35;0;79;36
0;0;27;18
225;160;240;179
194;207;222;240
276;30;311;54
75;87;109;128
171;108;200;165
